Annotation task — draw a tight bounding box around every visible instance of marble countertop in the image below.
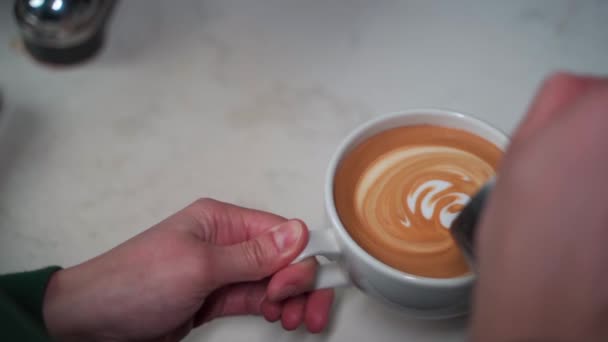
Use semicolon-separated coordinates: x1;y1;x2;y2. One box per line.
1;1;607;341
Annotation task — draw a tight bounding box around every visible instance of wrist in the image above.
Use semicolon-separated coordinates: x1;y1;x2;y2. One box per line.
43;266;97;341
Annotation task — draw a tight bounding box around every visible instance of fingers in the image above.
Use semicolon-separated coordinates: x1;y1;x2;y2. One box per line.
274;290;334;332
304;289;334;333
201;283;334;334
281;295;307;330
267;258;335;333
185;198;288;245
179;199;333;332
514;72;606;144
274;290;334;333
261;299;283;322
267;258;318;301
210;220;308;286
195;281;268;326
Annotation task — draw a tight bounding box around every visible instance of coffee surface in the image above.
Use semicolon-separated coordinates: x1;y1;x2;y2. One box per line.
334;125;502;278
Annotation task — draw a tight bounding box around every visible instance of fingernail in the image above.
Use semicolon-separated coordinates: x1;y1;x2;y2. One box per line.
273;220;304;252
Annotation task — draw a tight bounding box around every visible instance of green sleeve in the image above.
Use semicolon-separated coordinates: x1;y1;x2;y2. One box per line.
0;266;62;341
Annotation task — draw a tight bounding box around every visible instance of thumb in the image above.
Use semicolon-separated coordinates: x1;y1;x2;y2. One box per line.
210;220;307;286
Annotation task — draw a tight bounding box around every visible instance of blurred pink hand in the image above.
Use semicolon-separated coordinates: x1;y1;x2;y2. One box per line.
472;73;608;341
43;199;333;342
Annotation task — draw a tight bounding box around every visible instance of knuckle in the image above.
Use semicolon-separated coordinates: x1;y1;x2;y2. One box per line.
544;71;577;87
187;198;224;235
191;197;219;211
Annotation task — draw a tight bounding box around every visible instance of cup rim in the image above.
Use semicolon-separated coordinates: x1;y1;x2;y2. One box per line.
325;108;509;288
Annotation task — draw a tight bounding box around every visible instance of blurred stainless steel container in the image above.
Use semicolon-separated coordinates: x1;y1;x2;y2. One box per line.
14;0;116;64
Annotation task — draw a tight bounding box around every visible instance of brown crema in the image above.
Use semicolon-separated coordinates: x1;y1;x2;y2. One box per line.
334;125;502;278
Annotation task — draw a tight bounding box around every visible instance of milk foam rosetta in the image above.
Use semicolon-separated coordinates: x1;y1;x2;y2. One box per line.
334;125;502;278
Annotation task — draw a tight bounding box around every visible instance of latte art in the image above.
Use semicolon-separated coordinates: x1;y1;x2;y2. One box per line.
406;179;470;229
335;125;502;278
354;145;494;256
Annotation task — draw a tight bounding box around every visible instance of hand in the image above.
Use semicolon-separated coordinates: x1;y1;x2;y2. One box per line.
43;198;334;342
472;73;608;341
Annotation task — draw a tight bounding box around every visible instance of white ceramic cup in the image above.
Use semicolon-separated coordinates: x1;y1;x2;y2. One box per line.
294;109;509;318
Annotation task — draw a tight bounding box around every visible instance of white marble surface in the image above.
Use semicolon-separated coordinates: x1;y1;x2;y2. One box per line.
1;0;607;341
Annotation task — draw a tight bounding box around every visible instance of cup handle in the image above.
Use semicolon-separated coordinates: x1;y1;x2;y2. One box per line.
291;229;351;290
